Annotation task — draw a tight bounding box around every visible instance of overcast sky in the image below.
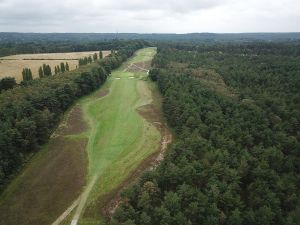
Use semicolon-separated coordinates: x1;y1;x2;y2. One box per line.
0;0;299;33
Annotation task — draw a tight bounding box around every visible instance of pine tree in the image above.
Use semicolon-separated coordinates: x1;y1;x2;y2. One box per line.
48;65;52;76
54;66;58;75
60;62;65;73
93;53;98;61
42;64;47;75
65;62;69;71
43;64;52;76
28;68;32;79
84;57;88;65
88;56;93;64
99;51;103;59
22;68;26;80
38;66;44;78
22;68;33;82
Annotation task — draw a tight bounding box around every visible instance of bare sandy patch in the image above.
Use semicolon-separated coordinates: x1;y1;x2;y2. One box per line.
96;89;110;98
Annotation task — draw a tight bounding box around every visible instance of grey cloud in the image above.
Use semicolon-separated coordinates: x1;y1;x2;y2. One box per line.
0;0;299;33
101;0;225;13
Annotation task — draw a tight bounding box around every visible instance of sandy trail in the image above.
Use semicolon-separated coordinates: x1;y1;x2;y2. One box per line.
132;63;149;71
123;63;149;73
51;198;80;225
70;175;98;225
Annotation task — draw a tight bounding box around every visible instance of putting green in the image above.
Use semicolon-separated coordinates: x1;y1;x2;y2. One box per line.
74;47;160;224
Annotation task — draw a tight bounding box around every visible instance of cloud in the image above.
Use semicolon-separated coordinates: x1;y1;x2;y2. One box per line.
0;0;299;32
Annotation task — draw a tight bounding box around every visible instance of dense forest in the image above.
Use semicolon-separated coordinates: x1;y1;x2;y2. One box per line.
0;38;148;57
1;33;300;57
0;41;145;191
112;42;300;225
1;32;300;44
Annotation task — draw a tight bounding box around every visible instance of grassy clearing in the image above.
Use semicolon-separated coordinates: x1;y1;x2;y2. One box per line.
0;51;110;82
70;47;160;224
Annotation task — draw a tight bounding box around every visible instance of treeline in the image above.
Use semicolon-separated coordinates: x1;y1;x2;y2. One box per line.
0;39;148;57
112;43;299;225
39;62;70;78
1;32;300;45
155;41;300;57
78;52;101;66
0;41;145;191
22;68;33;81
19;62;70;82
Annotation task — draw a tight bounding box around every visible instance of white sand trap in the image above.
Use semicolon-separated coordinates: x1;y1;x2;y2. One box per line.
128;76;135;79
115;77;121;80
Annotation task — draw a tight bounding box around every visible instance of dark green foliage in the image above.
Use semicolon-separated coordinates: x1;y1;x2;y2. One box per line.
88;56;93;64
60;62;65;73
148;69;159;81
99;51;103;59
0;38;148;57
113;43;300;225
42;64;52;76
79;57;89;66
0;41;143;192
65;62;69;71
22;68;32;81
0;77;16;92
93;53;98;61
54;66;58;75
38;66;44;78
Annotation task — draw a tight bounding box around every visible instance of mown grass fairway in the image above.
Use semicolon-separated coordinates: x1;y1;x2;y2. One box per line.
69;47;161;224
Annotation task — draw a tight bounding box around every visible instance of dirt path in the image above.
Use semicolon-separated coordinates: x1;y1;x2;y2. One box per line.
123;62;150;73
70;175;98;225
52;198;80;225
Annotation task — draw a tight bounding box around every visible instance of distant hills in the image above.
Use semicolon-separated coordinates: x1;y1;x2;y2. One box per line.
1;32;300;43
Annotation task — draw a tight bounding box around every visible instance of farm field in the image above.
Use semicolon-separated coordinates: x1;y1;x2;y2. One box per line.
0;47;170;225
0;51;110;82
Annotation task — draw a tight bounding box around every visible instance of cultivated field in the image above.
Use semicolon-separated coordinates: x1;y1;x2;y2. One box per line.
0;51;110;82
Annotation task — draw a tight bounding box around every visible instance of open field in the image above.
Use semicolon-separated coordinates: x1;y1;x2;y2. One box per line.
0;48;170;225
0;51;110;82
